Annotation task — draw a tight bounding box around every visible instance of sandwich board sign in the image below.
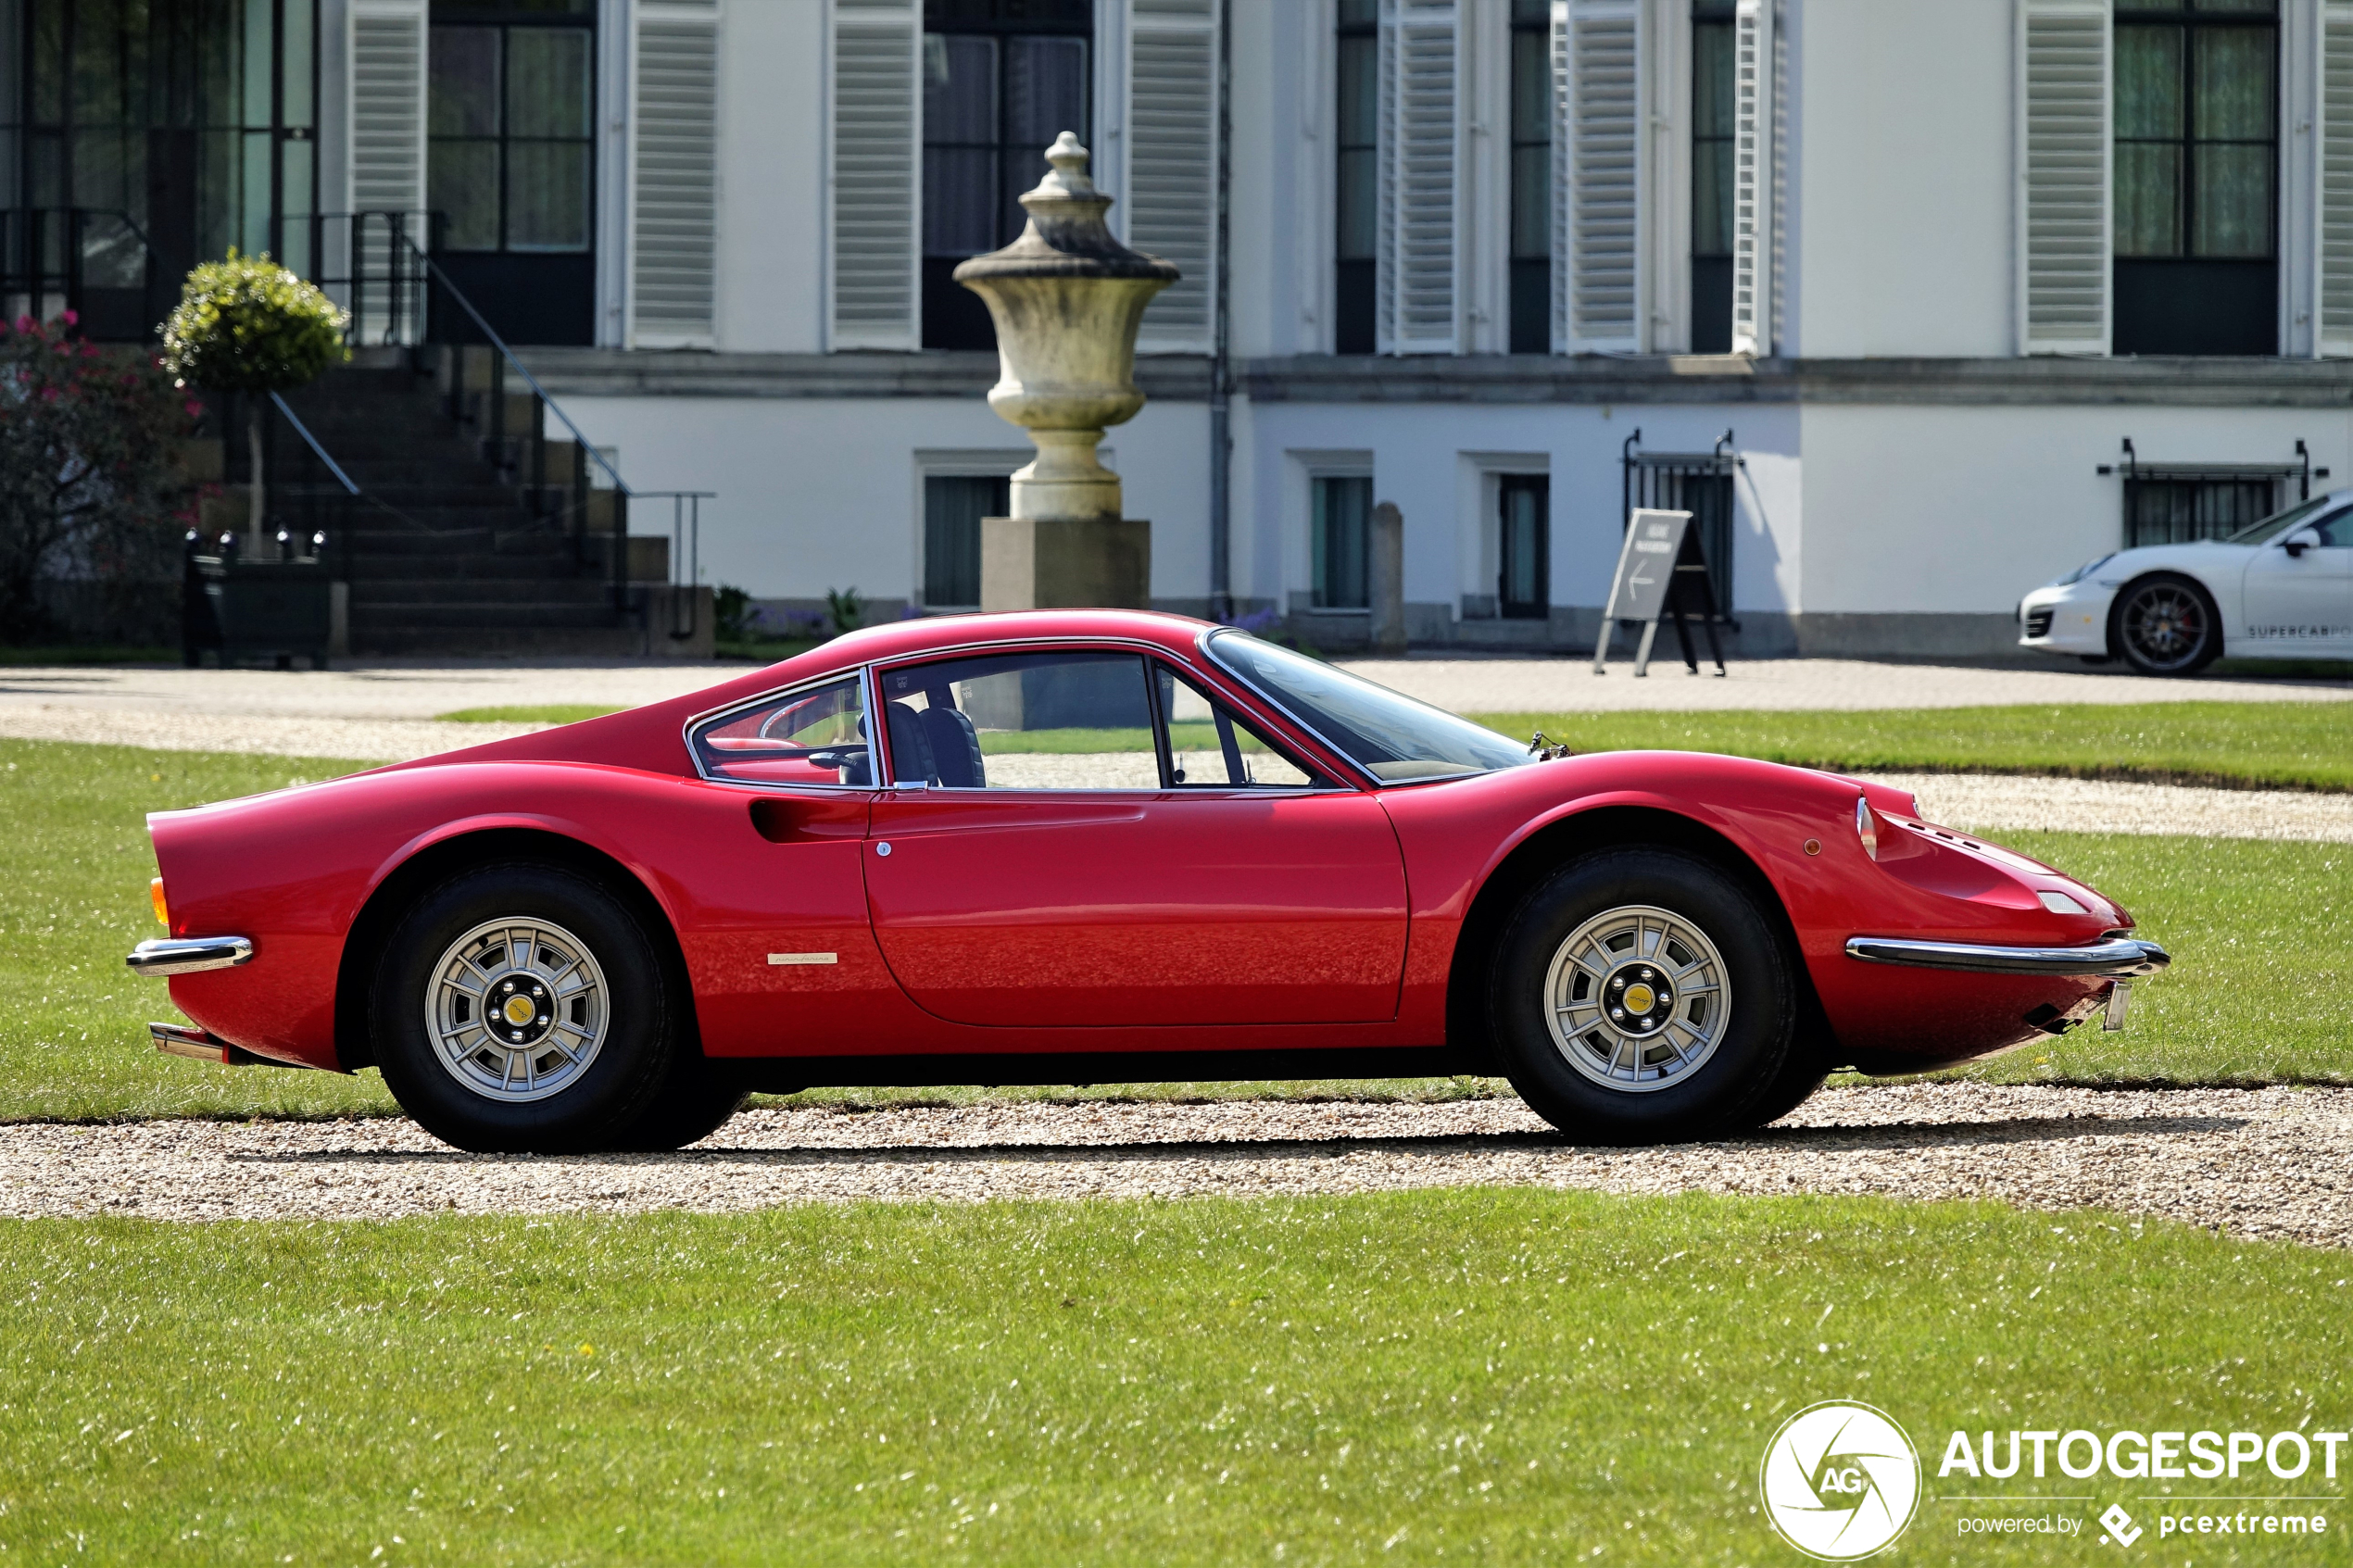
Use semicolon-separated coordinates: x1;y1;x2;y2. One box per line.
1592;508;1728;676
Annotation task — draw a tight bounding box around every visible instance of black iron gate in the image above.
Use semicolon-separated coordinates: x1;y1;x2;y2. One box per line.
1622;430;1737;622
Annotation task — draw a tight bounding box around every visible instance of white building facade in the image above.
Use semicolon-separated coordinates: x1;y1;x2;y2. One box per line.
110;0;2353;653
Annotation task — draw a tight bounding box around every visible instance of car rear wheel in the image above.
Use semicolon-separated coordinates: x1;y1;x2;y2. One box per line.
1489;847;1796;1145
2110;572;2221;677
372;862;690;1153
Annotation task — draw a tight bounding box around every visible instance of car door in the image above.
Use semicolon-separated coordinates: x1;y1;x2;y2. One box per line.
861;646;1408;1027
2241;505;2353;653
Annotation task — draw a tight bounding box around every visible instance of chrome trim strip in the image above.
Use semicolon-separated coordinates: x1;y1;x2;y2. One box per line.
1844;935;2171;978
126;935;254;977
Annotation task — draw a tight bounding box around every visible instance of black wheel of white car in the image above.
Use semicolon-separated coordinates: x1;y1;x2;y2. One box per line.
1490;847;1796;1145
372;862;685;1153
2110;573;2221;677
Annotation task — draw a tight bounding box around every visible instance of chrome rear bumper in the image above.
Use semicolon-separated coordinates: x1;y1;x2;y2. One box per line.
1845;935;2170;978
126;935;253;976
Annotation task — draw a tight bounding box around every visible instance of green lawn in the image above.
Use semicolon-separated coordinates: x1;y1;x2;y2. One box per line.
1472;701;2353;792
0;1190;2345;1566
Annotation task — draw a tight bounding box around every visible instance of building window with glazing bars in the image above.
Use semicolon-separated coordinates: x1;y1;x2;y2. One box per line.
1690;1;1736;353
1334;0;1378;355
920;0;1091;351
1508;0;1553;353
2113;0;2278;356
1313;475;1373;609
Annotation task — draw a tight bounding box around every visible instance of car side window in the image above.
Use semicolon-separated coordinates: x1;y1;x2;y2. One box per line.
877;651;1160;790
687;675;872;787
2310;510;2351;546
1153;663;1324;788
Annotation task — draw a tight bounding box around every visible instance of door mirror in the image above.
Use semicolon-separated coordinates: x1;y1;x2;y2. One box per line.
2284;527;2322;558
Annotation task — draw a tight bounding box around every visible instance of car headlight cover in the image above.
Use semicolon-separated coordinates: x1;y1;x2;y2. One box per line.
2048;553;2115;587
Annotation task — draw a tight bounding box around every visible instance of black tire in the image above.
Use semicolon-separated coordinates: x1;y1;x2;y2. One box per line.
371;861;686;1153
2109;572;2221;677
610;1062;751;1152
1488;847;1796;1145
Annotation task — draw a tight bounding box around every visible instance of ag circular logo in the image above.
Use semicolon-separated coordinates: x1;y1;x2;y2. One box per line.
1758;1400;1921;1561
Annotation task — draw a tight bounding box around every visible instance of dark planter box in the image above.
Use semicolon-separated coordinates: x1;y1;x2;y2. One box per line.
184;556;333;669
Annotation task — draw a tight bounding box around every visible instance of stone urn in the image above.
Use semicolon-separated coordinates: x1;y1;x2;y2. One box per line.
954;132;1178;608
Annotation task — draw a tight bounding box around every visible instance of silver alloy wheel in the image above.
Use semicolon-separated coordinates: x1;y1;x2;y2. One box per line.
2119;581;2209;671
1543;903;1732;1094
426;917;609;1103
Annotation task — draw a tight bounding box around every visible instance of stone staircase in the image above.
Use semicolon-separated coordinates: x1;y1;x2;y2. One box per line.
265;352;698;659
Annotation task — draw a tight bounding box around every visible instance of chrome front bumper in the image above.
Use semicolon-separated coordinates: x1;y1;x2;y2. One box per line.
1845;935;2170;978
126;935;253;976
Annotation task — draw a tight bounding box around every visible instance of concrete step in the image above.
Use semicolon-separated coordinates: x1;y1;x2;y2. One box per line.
349;625;654;659
349;601;623;631
344;552;601;581
349;578;613;607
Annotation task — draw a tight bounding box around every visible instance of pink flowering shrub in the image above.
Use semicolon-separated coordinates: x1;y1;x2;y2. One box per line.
0;312;200;641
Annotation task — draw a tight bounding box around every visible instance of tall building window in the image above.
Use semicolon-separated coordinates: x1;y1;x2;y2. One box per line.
1333;0;1378;354
2114;0;2277;356
923;473;1007;608
1507;0;1553;353
921;0;1090;351
1498;475;1549;618
1312;475;1373;608
1690;1;1736;354
427;0;598;345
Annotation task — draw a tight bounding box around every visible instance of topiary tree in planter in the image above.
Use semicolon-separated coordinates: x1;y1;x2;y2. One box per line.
161;250;348;544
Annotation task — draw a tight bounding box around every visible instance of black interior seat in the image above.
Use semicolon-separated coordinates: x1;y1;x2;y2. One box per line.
918;705;986;788
885;701;937;784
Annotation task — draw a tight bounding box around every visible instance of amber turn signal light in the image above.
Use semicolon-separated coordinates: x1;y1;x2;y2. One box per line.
149;876;169;927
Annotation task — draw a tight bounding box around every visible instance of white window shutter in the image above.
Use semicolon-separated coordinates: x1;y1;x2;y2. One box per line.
831;0;920;350
630;1;720;348
1127;0;1218;354
2322;3;2353;355
1378;0;1460;355
1559;0;1642;354
1728;0;1772;356
347;0;426;343
2017;0;2110;355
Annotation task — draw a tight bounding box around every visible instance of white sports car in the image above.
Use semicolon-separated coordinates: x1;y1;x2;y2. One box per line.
2018;492;2353;675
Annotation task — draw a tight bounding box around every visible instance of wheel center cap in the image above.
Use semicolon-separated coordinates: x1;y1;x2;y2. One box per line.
491;977;553;1045
1606;965;1674;1035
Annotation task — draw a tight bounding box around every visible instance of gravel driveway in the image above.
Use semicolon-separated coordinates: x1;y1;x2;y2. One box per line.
7;1085;2345;1248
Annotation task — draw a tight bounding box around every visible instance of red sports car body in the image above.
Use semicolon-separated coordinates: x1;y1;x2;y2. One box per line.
129;611;2166;1150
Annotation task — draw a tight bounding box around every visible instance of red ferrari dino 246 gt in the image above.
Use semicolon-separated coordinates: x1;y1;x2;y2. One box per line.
128;611;2167;1150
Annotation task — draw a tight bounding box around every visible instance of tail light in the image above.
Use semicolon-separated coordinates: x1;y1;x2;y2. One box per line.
1856;797;1880;861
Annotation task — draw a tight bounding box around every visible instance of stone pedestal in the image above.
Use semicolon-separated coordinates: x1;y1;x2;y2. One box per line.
980;516;1152;611
1369;501;1407;655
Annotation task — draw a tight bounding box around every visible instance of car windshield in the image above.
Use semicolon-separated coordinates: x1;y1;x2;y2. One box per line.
1206;631;1533;783
2225;494;2338;545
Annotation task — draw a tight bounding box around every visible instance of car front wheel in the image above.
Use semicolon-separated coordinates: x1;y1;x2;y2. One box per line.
2110;572;2221;677
1489;847;1797;1144
372;861;700;1153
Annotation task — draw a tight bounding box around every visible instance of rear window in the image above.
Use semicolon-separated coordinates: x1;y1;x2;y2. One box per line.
688;675;872;786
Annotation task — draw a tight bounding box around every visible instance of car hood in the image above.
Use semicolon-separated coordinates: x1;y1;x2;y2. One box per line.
2078;540;2254;581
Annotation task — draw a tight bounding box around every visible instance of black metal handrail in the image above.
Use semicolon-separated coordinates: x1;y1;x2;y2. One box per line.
636;491;715;640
